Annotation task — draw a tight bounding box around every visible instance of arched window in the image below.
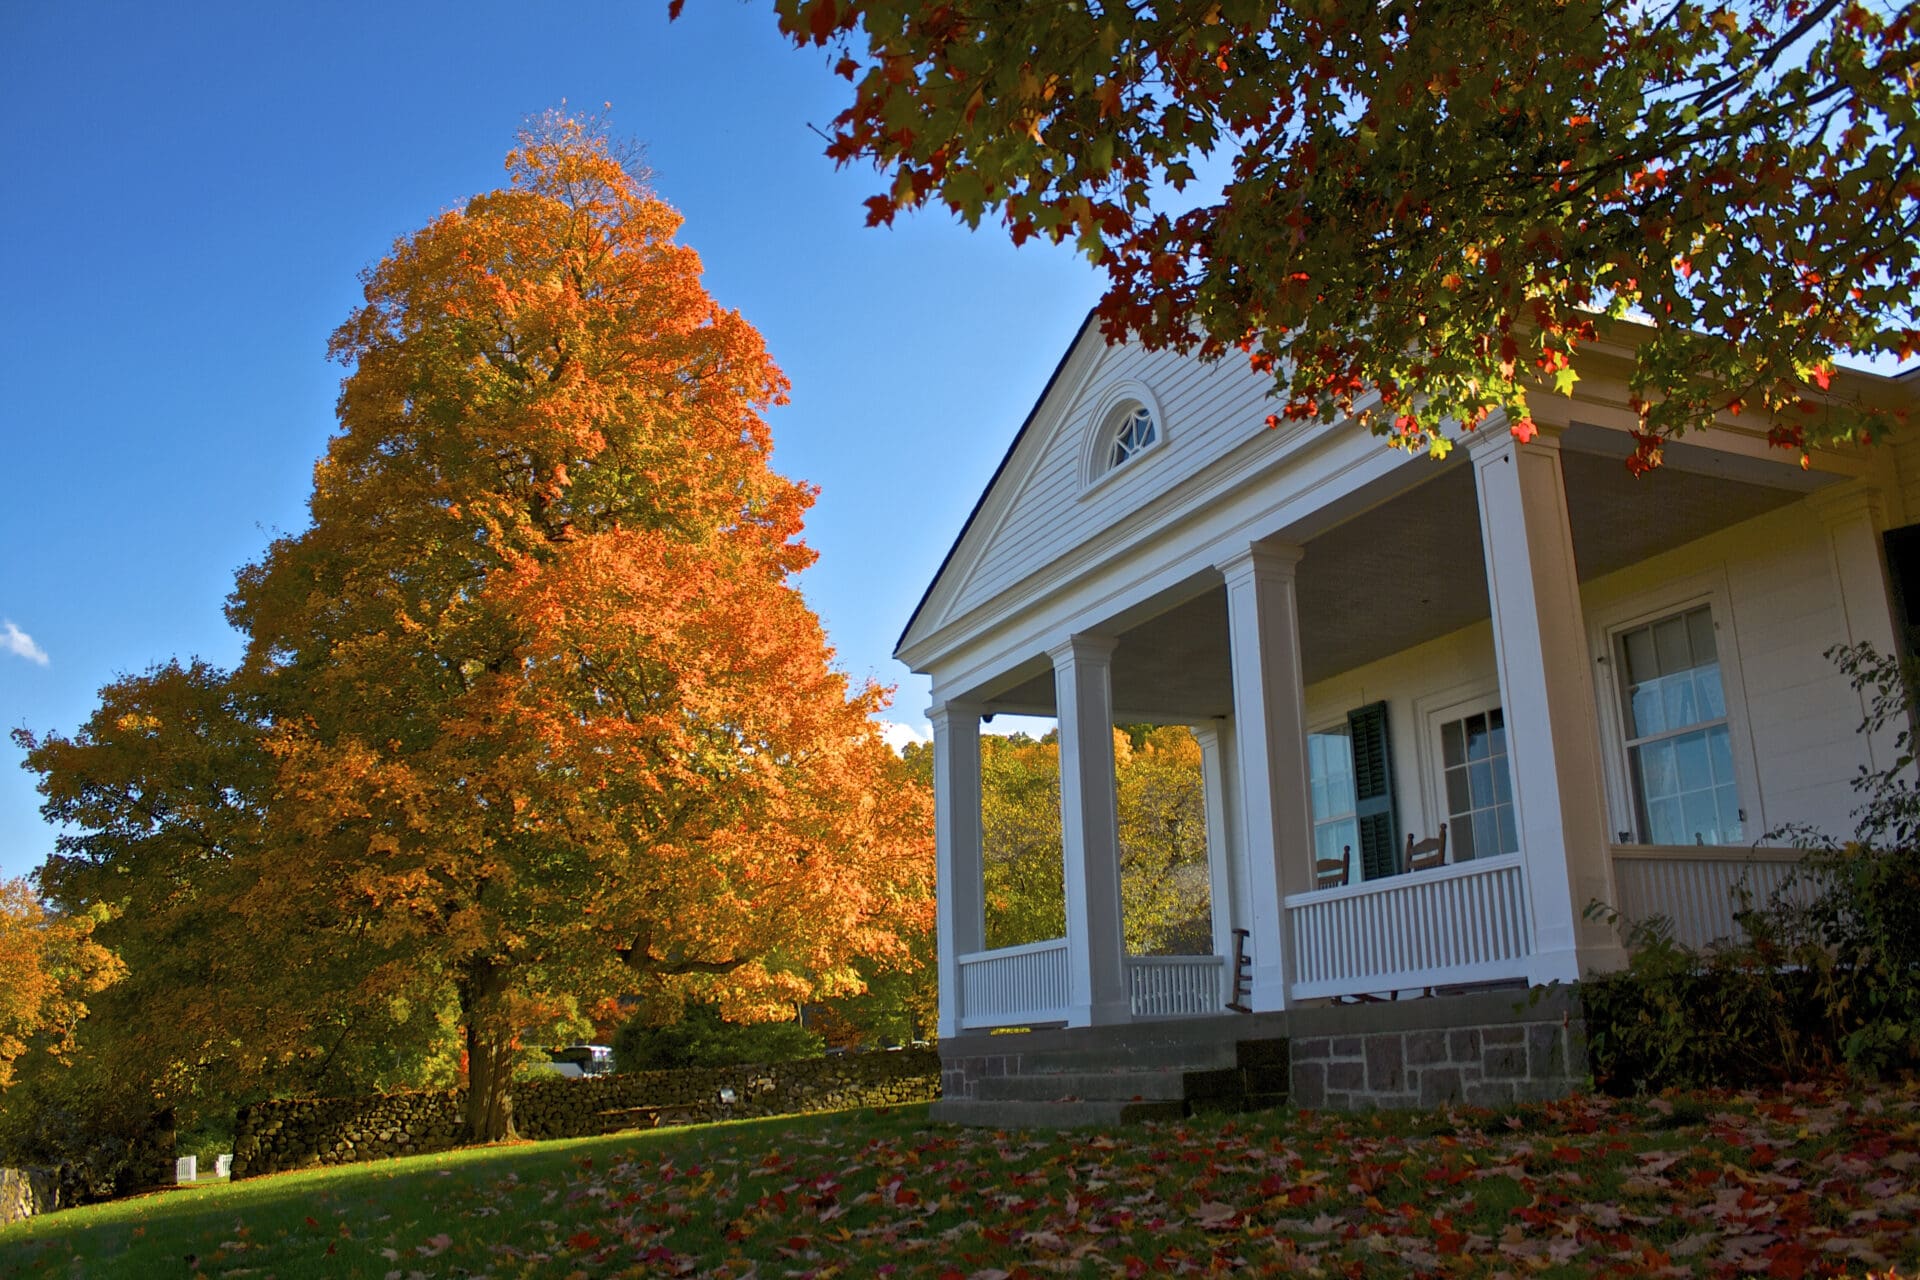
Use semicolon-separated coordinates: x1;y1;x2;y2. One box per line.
1079;385;1167;494
1104;402;1158;471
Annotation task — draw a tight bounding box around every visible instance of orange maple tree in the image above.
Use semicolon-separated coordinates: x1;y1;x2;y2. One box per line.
0;878;121;1089
21;117;932;1141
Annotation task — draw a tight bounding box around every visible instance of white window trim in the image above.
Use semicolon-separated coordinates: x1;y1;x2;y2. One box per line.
1078;379;1168;496
1585;570;1765;845
1305;716;1360;879
1413;681;1519;863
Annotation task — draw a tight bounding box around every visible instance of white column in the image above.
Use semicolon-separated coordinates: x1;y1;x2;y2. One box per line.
929;700;985;1040
1217;543;1313;1012
1811;482;1903;772
1468;422;1626;983
1192;721;1244;960
1049;635;1131;1027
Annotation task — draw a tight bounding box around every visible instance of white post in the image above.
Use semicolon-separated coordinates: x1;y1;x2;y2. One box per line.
930;700;985;1039
1192;721;1243;961
1811;482;1903;773
1217;543;1313;1011
1050;635;1131;1026
1467;422;1627;983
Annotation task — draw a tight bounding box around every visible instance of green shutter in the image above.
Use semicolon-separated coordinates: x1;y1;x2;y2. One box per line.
1346;701;1399;881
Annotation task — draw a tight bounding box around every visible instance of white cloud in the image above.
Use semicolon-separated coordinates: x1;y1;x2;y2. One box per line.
983;713;1055;738
1;621;48;667
878;720;931;754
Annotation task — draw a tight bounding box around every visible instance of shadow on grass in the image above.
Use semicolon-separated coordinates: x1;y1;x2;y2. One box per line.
0;1103;934;1280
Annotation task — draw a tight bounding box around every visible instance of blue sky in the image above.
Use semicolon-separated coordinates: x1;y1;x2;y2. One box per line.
0;1;1103;882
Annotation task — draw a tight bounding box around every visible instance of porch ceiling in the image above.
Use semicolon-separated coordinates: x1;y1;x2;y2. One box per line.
980;441;1820;720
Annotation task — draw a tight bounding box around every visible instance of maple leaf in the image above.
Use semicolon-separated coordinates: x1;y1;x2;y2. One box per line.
762;0;1918;463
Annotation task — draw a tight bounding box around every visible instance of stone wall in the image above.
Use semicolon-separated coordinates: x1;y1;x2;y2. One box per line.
1284;989;1587;1110
231;1050;940;1180
1;1167;56;1227
0;1108;177;1224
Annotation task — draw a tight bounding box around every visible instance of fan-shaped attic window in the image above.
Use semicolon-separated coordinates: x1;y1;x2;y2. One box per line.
1104;403;1158;471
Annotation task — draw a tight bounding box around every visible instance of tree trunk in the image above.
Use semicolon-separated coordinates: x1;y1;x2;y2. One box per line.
458;957;518;1143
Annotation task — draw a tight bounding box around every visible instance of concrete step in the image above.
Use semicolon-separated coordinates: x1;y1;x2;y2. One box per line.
973;1069;1192;1103
930;1097;1188;1129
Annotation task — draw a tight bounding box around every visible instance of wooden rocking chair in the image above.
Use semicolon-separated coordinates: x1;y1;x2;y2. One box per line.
1404;824;1448;874
1315;845;1351;891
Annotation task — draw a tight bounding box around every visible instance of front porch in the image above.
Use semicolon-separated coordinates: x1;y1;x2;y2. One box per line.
928;421;1875;1039
950;844;1808;1030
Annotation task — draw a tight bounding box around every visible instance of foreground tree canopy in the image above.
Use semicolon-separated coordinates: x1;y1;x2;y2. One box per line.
762;0;1917;467
17;118;932;1140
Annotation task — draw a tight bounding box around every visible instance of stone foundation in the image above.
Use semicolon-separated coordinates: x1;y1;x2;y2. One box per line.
939;987;1587;1114
1284;988;1585;1109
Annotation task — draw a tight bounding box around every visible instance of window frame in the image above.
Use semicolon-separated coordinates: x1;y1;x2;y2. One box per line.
1414;680;1522;868
1590;579;1761;846
1078;380;1167;496
1305;717;1361;881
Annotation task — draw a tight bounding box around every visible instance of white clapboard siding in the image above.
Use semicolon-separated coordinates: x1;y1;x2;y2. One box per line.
1285;856;1534;1000
1609;846;1814;950
1125;955;1227;1018
950;342;1276;619
1579;499;1874;842
955;939;1071;1029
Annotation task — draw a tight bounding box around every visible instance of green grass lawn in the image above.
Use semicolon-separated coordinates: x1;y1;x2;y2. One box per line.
2;1083;1917;1279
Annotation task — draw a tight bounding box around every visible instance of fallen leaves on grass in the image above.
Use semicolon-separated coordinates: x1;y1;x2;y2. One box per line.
413;1081;1919;1279
7;1081;1919;1278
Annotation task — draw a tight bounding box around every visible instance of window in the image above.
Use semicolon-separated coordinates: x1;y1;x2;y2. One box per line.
1079;385;1167;492
1618;605;1742;845
1104;403;1157;471
1308;702;1399;883
1438;706;1518;861
1308;726;1359;870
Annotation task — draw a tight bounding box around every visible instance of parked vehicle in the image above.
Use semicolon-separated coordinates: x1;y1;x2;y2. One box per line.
546;1044;615;1076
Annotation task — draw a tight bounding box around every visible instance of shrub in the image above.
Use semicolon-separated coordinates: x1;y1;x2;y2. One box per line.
1583;642;1920;1090
1580;908;1826;1091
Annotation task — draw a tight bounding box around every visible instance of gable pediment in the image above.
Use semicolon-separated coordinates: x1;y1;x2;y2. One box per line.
895;317;1280;665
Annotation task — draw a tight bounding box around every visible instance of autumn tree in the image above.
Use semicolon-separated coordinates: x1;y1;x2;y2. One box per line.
908;727;1211;956
764;0;1916;467
0;878;121;1089
16;660;460;1113
24;117;933;1142
1114;727;1213;955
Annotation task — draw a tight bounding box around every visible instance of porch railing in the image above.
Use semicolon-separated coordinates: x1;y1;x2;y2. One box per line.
1126;954;1227;1018
1285;855;1533;1000
1609;845;1813;950
955;942;1230;1028
955;938;1070;1030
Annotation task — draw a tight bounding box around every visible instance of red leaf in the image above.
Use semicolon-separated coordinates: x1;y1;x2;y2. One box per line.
808;0;837;44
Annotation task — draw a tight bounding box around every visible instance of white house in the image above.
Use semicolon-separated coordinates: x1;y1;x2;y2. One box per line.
895;317;1918;1114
